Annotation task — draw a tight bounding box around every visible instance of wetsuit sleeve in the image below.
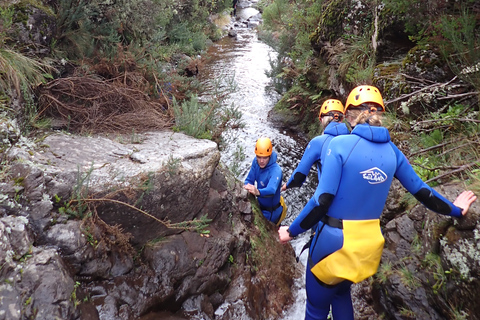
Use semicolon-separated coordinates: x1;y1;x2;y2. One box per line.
391;142;462;217
286;137;324;189
258;166;282;198
288;140;343;236
244;158;257;185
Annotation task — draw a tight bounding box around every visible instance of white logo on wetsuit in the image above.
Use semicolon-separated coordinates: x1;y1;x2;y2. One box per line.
260;181;265;187
360;167;387;184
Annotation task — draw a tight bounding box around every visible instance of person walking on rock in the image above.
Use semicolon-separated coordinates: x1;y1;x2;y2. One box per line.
244;137;287;225
278;85;477;320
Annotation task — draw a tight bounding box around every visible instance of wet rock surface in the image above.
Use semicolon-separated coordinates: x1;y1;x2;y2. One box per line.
0;128;298;320
372;184;480;320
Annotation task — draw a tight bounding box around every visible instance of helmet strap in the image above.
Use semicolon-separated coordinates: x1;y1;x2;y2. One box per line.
322;111;344;121
359;103;383;114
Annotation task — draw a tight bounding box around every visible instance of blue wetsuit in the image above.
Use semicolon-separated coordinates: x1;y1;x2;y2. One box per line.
245;151;283;224
286;122;350;189
288;123;462;320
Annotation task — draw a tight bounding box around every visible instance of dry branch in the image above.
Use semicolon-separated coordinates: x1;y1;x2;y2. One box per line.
385;76;458;105
425;161;479;184
38;75;173;134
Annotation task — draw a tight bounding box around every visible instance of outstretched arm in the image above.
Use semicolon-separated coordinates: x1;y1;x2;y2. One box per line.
392;142;476;217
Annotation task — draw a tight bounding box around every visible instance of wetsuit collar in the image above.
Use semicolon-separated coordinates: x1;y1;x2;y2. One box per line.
323;122;350;136
351;123;390;143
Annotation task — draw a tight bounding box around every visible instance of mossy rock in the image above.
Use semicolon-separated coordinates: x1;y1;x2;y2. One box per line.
401;44;454;82
310;0;351;50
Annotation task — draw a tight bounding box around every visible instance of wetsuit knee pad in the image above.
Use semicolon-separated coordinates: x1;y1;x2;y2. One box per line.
311;219;384;285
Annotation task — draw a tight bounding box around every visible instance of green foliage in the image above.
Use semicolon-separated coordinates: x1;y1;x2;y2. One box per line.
382;0;430;42
83;226;98;248
422;252;447;294
439;7;480;93
406;100;479;184
411;156;439;182
173;214;212;234
398;265;420;289
466;169;480;195
59;164;93;219
70;281;81;309
229;144;246;177
338;34;376;85
375;260;393;284
167;21;209;54
163;155;181;177
0;48;54;126
134;172;154;207
54;0;121;59
172;94;213;139
54;0;225;62
450;307;469;320
173;73;243;141
410;234;422;256
260;0;324;88
399;306;415;318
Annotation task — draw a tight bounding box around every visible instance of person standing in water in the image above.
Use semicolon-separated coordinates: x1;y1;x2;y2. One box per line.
232;0;238;17
281;99;349;236
282;99;349;192
244;137;287;225
278;85;477;320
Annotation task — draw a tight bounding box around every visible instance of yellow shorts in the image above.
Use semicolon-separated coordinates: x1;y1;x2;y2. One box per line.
310;219;384;285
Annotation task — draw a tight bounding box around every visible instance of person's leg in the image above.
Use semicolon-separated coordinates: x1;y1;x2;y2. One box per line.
305;267;334;320
271;206;283;225
331;281;354;320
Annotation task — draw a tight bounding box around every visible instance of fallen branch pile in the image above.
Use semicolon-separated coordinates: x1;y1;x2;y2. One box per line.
37;74;174;134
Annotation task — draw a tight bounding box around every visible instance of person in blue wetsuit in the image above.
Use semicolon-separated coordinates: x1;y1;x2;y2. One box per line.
282;98;349;192
244;137;286;225
278;85;477;320
281;99;349;237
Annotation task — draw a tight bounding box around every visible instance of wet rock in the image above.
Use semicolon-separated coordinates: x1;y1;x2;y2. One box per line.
10;4;56;56
373;184;480;320
0;128;299;320
395;214;416;242
0;215;78;320
228;28;238;37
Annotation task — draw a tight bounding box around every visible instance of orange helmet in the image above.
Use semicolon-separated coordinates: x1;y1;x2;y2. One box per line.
255;137;272;156
318;99;344;121
345;85;385;112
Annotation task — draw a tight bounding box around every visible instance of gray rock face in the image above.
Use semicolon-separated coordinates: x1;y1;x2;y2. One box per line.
0;129;297;320
374;184;480;320
0;216;78;320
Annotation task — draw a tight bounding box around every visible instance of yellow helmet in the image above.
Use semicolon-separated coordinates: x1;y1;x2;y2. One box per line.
318;99;344;121
345;85;385;112
255;137;272;157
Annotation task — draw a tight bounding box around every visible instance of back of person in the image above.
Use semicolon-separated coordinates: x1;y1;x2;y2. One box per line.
315;124;396;221
284;99;348;190
279;85;476;320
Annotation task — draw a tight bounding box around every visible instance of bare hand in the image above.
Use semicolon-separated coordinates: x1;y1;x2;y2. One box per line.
244;183;259;196
278;226;293;244
281;183;287;192
453;190;477;216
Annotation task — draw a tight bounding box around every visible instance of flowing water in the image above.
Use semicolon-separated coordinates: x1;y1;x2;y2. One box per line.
199;7;320;319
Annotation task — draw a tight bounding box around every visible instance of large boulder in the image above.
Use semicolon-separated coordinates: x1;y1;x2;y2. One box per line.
0;130;298;320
